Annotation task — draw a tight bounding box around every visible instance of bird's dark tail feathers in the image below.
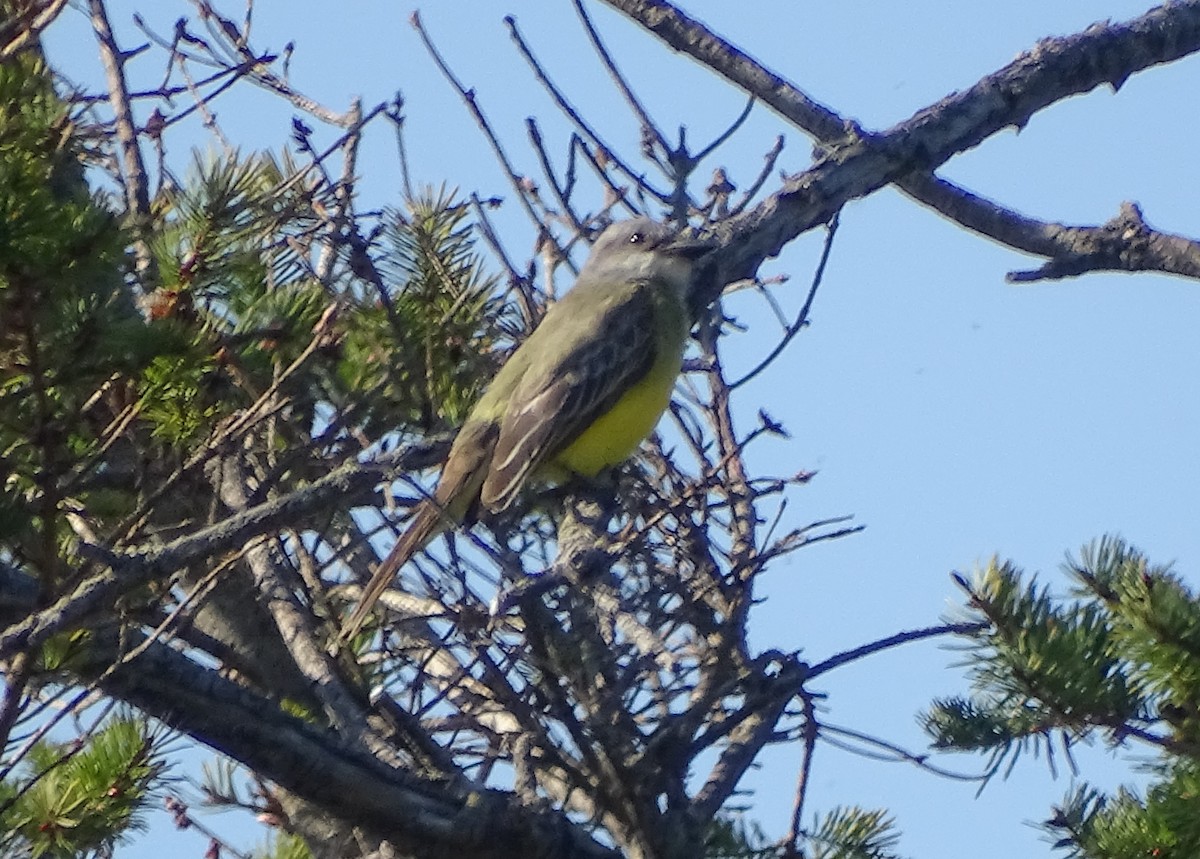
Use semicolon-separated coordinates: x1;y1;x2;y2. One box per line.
340;501;445;642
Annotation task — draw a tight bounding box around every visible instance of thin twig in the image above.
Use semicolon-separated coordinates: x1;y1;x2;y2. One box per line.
526;118;586;234
729;134;784;217
504;14;670;203
732;214;839;389
89;0;157;283
807;621;988;679
0;0;70;58
785;691;819;855
693;96;755;163
570;0;669;156
411;12;553;240
821;721;988;782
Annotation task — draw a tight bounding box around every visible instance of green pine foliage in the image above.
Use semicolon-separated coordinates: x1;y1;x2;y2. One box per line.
705;815;781;859
0;52;509;553
703;808;901;859
253;831;315;859
923;556;1141;774
340;189;508;434
142;155;507;442
137;352;222;446
0;54;140;550
807;808;902;859
0;716;168;858
924;536;1200;858
136;150;330;445
1;46;511;856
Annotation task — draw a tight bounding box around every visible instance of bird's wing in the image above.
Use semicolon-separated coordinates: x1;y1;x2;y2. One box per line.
481;286;656;512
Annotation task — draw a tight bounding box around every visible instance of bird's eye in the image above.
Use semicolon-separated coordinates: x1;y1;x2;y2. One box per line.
628;231;645;245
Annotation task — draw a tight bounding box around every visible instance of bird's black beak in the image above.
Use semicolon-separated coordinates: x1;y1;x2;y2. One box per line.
664;233;716;260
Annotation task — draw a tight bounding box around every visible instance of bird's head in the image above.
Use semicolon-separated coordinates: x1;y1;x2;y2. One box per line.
583;217;715;300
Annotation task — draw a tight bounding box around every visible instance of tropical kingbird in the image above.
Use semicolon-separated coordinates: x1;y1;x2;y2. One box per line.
342;217;713;639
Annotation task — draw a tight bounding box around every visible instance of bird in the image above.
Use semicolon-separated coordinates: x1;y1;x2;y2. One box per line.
341;216;714;640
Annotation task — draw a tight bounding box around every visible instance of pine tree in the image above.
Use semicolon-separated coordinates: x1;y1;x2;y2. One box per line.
925;536;1200;858
3;2;1199;858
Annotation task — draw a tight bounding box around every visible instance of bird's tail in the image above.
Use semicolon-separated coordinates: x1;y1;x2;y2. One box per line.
339;500;446;642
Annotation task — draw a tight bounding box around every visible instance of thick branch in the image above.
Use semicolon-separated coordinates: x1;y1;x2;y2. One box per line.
921;193;1200;283
691;656;805;819
64;625;617;859
0;447;439;660
601;0;1200;287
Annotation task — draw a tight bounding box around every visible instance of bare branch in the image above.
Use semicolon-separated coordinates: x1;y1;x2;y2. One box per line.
504;14;670;205
570;0;670;157
0;0;69;58
81;626;620;859
807;622;988;680
0;447;437;660
411;11;562;255
731;214;838;390
785;692;819;855
88;0;156;282
899;176;1200;281
602;0;1200;290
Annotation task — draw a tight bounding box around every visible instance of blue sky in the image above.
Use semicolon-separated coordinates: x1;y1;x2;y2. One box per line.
42;1;1200;856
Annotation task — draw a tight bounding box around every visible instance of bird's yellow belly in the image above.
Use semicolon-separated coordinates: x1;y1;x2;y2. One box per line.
551;353;681;477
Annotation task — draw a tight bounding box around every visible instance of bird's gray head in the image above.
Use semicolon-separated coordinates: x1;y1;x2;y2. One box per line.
582;217;713;293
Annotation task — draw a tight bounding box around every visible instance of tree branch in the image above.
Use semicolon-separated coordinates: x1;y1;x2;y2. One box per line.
0;447;438;661
88;0;156;283
601;0;1200;287
807;622;987;680
75;626;618;859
